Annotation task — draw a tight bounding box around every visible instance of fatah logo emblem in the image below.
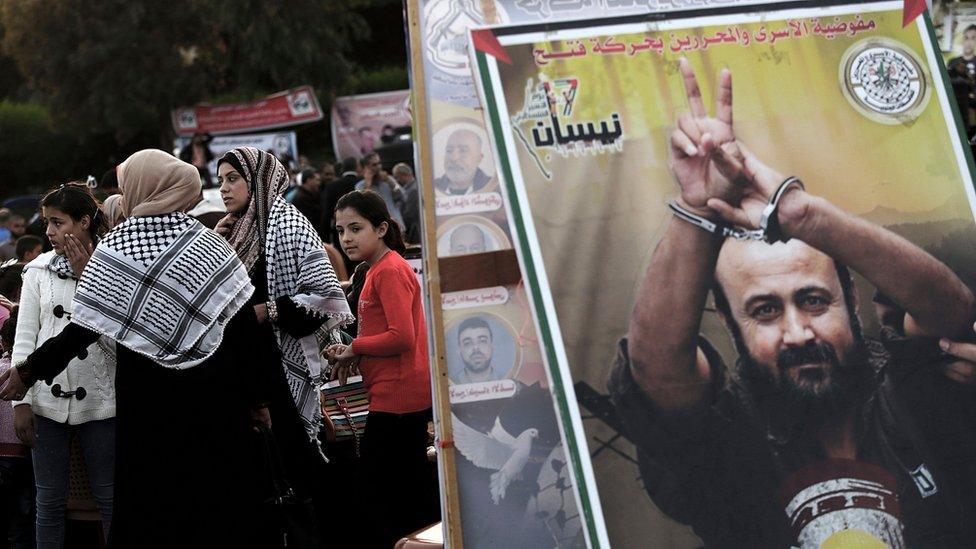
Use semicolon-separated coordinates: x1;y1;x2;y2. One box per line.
840;38;931;125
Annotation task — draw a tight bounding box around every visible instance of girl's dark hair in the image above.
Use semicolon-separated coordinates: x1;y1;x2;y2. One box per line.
41;182;107;243
335;190;406;255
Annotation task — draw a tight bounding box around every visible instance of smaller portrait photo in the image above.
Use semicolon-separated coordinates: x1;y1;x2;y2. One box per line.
436;215;511;257
432;118;498;197
445;312;522;385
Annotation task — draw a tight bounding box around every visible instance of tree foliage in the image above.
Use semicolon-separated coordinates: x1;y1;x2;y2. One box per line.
0;0;370;147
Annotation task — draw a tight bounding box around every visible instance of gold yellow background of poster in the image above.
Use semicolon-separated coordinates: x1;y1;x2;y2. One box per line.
491;7;975;546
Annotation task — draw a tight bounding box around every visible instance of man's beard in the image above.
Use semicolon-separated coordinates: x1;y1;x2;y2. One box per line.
737;337;875;432
446;165;474;184
463;355;491;374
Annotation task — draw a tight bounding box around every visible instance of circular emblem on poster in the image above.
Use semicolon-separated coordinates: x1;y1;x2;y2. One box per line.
840;38;930;125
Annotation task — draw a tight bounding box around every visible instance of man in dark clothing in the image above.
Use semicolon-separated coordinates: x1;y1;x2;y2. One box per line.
393;163;421;245
322;156;361;241
433;129;491;195
288;168;323;236
178;133;215;188
609;60;976;547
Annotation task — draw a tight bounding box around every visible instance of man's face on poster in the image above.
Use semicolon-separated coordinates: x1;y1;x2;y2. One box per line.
715;239;857;400
443;130;484;188
274;137;290;157
459;325;493;373
449;224;487;255
964;27;976;55
359;128;377;153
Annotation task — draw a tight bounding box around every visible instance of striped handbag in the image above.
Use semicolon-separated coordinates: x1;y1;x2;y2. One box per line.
320;375;369;456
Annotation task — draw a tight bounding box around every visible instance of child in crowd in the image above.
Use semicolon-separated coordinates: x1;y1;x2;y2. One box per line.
13;183;116;547
328;189;433;547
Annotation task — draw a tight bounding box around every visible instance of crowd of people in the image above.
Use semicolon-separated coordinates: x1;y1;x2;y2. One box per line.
0;146;437;548
283;152;422;275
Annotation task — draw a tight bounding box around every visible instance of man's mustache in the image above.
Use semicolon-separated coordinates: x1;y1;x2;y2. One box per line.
777;342;840;369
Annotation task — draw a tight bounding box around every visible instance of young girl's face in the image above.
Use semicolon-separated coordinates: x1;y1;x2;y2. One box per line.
335;207;388;263
43;206;89;255
217;162;251;214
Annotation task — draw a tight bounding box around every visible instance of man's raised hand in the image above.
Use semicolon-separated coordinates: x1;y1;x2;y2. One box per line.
669;58;739;212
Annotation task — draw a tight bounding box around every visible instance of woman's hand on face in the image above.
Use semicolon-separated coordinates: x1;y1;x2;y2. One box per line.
215;214;239;237
253;303;268;324
63;233;94;277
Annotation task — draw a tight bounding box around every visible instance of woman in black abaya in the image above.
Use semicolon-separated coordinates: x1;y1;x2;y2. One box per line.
0;150;276;548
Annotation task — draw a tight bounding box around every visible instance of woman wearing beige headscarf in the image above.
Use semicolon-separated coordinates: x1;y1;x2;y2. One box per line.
100;194;125;230
0;149;278;548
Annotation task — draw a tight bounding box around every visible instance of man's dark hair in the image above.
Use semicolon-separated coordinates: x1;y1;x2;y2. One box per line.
966;24;976;33
458;316;492;343
341;156;359;173
363;152;380;166
15;235;42;261
298;168;318;187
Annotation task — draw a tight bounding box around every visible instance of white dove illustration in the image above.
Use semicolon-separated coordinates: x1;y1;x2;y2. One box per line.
451;413;539;505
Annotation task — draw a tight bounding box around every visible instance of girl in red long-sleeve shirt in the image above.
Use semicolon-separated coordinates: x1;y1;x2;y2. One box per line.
328;190;434;546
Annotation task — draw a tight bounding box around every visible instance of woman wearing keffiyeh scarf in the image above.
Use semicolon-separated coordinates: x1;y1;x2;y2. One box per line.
216;147;353;477
1;149;279;548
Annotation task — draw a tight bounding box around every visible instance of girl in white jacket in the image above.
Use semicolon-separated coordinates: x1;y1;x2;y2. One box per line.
12;183;116;548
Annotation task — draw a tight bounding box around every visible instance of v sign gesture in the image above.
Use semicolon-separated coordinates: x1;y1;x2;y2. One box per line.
669;58;744;214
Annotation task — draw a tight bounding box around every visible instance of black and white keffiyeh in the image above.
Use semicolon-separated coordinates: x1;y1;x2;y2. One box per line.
46;253;77;280
222;146;353;439
267;198;354;437
72;213;254;369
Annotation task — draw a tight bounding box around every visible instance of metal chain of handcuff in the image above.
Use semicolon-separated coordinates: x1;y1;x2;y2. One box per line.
668;176;805;243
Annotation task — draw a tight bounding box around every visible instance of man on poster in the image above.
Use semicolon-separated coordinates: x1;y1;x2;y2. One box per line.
434;129;492;195
449;224;488;256
610;59;976;546
452;316;508;384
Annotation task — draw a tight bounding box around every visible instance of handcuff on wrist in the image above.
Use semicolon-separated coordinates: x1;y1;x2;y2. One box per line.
669;176;804;243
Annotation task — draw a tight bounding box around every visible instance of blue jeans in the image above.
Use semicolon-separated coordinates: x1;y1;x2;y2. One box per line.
33;416;115;548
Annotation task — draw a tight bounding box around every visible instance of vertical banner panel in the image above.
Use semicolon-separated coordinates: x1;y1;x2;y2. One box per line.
470;1;976;547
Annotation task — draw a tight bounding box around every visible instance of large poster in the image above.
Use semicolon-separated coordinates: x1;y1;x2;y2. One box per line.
410;2;796;547
472;1;976;546
330;90;412;160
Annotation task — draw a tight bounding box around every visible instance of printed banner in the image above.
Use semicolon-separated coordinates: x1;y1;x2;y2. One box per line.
171;85;322;136
471;1;976;547
331;90;412;160
174;131;298;183
409;1;807;548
